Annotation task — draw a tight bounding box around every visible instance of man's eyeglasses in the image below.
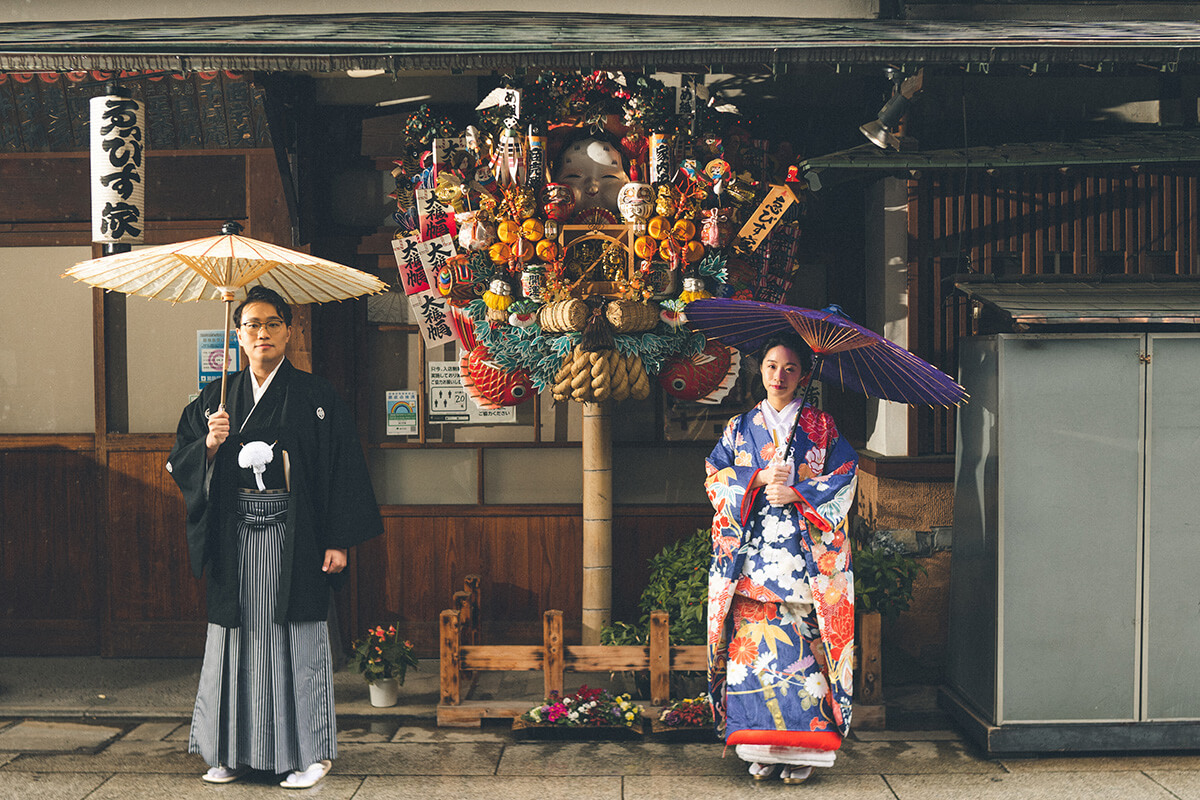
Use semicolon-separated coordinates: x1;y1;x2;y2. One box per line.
240;320;286;333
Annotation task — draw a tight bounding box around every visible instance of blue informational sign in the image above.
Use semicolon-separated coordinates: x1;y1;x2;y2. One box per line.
198;329;240;392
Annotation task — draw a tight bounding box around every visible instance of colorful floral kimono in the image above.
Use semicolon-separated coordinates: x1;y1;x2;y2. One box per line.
705;399;858;753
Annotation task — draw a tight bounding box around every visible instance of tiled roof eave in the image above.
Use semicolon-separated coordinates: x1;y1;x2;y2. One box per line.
2;13;1200;72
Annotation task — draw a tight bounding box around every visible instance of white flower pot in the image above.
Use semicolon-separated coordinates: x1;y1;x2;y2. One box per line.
367;677;400;708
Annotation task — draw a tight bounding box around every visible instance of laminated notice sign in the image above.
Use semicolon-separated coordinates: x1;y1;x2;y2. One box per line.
197;329;239;392
427;361;515;424
736;184;797;252
386;390;419;436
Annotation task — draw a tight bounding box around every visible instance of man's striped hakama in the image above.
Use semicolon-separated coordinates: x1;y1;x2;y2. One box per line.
189;491;337;773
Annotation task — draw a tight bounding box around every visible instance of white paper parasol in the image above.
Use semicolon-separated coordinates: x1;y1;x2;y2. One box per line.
64;221;387;405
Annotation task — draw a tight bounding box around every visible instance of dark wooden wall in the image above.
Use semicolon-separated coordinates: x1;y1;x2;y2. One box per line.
354;506;713;654
0;439;102;654
0;435;710;658
0;146;295;657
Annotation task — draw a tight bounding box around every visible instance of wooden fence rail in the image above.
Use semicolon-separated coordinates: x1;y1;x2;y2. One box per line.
436;574;883;729
438;575;705;727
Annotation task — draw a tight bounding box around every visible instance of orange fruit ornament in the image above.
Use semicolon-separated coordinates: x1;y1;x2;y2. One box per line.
672;219;697;243
647;215;671;240
520;218;544;241
496;218;521;244
683;239;706;263
536;239;560;261
488;242;512;264
634;235;657;260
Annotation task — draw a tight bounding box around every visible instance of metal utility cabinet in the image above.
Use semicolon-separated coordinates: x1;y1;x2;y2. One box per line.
943;328;1200;754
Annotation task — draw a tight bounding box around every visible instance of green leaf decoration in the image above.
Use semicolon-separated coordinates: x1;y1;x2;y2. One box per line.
468;251;495;290
697;253;727;279
550;333;580;358
697;253;729;285
445;295;707;395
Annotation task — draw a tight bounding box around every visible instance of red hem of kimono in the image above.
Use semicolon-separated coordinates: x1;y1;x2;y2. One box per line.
793;497;832;532
726;729;843;751
740;474;764;525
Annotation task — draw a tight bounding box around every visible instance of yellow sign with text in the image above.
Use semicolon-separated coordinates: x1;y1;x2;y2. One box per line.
736;184;798;251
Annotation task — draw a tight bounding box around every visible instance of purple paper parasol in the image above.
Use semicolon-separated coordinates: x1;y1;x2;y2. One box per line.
684;298;968;407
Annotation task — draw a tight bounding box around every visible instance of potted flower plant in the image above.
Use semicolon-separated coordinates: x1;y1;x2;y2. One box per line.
349;623;418;707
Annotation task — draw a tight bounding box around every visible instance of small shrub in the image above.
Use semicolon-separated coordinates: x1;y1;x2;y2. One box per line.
852;533;925;618
601;528;709;647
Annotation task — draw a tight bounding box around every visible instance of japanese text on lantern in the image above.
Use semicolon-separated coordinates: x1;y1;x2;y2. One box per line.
90;95;146;244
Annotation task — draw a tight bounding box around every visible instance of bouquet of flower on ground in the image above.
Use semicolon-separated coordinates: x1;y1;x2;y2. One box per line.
522;685;645;728
658;695;715;728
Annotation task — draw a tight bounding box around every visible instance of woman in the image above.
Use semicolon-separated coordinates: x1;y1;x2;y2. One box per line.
705;332;858;784
166;285;383;789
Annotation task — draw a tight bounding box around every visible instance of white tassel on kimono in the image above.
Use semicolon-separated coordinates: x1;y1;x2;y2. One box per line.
238;440;275;491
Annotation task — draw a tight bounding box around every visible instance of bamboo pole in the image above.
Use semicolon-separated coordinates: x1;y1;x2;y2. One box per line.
581;400;613;645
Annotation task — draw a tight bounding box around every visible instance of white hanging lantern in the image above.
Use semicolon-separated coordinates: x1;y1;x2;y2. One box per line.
90;91;146;244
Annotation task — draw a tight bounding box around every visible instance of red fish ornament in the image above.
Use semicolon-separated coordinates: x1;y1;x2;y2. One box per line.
461;345;536;409
658;340;741;404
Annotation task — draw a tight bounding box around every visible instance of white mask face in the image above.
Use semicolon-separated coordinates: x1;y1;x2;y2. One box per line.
556;138;629;213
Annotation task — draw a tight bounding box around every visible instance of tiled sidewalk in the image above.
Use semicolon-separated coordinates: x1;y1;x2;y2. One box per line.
1;658;1199;800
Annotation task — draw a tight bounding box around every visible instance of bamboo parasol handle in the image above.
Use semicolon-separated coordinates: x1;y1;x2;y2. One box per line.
219;296;233;410
786;354;823;463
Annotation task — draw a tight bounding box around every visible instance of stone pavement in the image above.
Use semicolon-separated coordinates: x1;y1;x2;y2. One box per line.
2;657;1200;800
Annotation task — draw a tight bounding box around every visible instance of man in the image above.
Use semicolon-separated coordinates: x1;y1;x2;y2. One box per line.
167;285;382;789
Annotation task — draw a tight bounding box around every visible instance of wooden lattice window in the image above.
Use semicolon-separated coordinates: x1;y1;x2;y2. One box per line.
908;167;1200;456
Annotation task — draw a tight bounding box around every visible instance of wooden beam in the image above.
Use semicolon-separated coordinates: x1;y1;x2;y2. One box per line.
438;701;530;727
543;610;564;699
649;610;670;706
855;611;882;705
459;645;544;671
581;400;612;643
439;609;461;706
